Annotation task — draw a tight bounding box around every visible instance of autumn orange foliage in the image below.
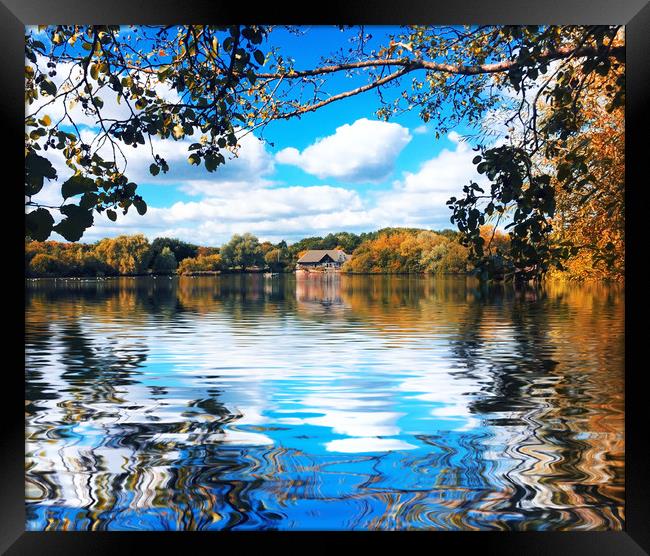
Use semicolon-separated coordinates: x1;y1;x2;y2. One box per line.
344;229;469;274
548;65;624;281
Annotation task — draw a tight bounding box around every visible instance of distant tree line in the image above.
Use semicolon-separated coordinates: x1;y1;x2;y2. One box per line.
25;227;488;278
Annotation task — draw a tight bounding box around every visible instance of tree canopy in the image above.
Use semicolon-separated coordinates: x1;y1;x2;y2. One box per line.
220;232;264;270
152;246;177;274
150;237;199;266
25;25;624;280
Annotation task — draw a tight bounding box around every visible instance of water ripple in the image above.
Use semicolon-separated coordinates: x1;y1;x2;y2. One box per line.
25;275;624;530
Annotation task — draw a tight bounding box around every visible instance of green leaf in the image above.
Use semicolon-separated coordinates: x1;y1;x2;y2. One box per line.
25;152;57;196
254;50;265;65
106;209;117;221
149;163;160;176
41;79;57;96
472;155;482;165
133;197;147;215
557;163;571;182
29;128;47;140
79;192;99;209
124;182;137;196
53;204;94;241
25;208;54;241
61;175;96;199
204;154;218;172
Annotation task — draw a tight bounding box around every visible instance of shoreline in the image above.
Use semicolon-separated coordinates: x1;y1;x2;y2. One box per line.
24;273;624;287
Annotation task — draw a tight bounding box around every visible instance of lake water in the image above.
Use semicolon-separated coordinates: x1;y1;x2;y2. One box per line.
25;275;624;531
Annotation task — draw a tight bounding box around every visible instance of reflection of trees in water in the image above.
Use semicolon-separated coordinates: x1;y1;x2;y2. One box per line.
26;291;149;526
175;276;298;329
25;277;623;530
442;282;624;530
25;315;280;530
26;282;264;530
293;276;624;529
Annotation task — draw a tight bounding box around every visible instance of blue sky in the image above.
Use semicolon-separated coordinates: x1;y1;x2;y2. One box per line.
28;26;494;246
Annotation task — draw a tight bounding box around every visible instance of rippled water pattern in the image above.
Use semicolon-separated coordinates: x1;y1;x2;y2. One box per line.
25;275;624;531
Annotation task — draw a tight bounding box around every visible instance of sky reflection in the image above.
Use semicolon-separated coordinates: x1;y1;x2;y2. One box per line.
25;275;624;530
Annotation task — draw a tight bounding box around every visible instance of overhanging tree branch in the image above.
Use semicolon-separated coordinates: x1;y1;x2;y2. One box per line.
254;45;624;79
276;66;412;119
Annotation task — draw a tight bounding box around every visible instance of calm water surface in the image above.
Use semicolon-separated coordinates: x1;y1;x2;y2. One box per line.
25;275;624;530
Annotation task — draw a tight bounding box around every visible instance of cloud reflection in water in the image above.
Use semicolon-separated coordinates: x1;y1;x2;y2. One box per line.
25;275;624;530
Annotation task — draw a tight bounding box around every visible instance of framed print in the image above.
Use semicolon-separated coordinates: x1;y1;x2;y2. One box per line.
3;0;650;553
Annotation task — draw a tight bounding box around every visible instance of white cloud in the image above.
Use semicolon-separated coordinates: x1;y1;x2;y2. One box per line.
157;185;361;224
28;58;464;244
78;184;366;245
25;35;485;246
27;54;181;131
304;410;402;437
325;437;418;453
28;54;277;200
70;131;485;245
115;130;276;193
26;35;495;246
369;132;488;228
275;118;411;182
29;128;276;215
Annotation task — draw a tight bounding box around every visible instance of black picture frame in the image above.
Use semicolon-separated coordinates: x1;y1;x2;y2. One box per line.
3;1;648;554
